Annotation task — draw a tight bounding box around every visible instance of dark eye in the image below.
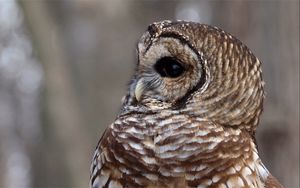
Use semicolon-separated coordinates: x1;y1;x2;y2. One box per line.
154;57;185;78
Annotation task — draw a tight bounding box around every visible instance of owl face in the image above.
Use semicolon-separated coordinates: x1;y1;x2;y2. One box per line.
125;20;264;133
135;31;205;104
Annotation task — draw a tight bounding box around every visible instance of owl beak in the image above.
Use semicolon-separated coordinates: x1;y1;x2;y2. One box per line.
135;78;145;102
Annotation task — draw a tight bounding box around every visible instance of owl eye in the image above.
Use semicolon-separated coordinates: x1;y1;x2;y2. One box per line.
154;57;185;78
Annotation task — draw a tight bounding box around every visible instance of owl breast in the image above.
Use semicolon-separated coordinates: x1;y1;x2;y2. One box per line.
91;110;268;187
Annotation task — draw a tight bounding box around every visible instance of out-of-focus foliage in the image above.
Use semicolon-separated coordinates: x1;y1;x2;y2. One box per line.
0;1;298;187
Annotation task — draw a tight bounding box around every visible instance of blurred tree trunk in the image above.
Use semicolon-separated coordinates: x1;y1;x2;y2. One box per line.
0;1;42;187
21;1;90;187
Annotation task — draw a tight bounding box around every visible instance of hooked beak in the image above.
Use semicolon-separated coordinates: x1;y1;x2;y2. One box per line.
135;78;145;102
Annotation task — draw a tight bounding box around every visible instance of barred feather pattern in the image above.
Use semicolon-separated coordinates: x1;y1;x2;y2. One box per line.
90;21;283;188
90;110;271;188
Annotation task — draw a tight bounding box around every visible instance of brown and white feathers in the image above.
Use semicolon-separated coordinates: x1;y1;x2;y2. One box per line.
90;20;283;188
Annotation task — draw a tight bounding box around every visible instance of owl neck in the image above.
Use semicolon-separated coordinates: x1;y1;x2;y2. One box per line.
120;85;263;136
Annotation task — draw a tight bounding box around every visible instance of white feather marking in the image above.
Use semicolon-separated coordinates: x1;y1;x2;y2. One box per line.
118;133;128;139
108;180;122;188
154;132;172;144
177;152;193;159
234;164;242;171
182;145;198;151
160;110;172;117
97;174;109;187
158;152;177;159
91;177;100;188
233;129;242;136
113;153;125;163
232;137;238;142
123;144;129;150
173;166;185;173
248;87;254;96
103;151;111;162
142;156;157;164
157;144;180;153
143;173;158;181
119;166;131;174
97;160;102;171
187;136;222;145
257;163;269;181
191;164;206;171
186;137;204;144
185;123;199;128
142;140;155;149
211;136;223;143
195;117;207;122
133;177;144;185
128;142;143;150
244;146;250;152
213;127;224;132
174;128;196;135
158;167;172;176
111;123;116;130
135;148;146;155
242;166;252;177
202;179;212;186
212;175;221;183
195;130;209;136
92;150;99;159
158;118;173;127
186;174;197;181
245;174;255;186
224;132;229;137
207;142;218;150
145;118;156;124
226;176;236;187
227;167;236;174
253;151;259;161
126;117;139;123
125;127;142;134
248;162;255;171
114;120;122;125
218;183;226;188
185;174;200;181
236;176;244;186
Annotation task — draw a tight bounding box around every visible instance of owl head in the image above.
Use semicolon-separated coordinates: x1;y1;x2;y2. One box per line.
122;20;264;134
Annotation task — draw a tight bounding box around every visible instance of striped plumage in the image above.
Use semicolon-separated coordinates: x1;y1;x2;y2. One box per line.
90;21;283;188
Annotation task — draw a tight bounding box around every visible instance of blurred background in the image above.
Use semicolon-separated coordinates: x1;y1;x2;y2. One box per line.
0;0;299;187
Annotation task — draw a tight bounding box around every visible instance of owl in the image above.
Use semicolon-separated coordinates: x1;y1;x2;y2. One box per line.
90;20;283;188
